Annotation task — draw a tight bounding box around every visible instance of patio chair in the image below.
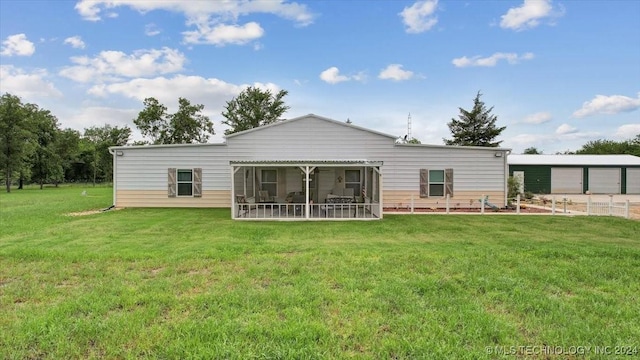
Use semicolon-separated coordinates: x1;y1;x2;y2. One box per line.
236;195;256;217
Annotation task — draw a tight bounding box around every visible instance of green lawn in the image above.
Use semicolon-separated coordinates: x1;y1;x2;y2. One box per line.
1;186;639;359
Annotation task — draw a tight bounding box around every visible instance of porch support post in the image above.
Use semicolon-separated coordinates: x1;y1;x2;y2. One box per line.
373;166;383;219
231;165;239;219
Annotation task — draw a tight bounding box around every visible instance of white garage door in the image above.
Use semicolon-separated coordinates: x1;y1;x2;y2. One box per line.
588;168;621;194
551;167;583;194
627;168;640;194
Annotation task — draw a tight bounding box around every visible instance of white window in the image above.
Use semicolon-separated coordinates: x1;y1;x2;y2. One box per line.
420;168;453;198
177;169;193;196
261;169;277;198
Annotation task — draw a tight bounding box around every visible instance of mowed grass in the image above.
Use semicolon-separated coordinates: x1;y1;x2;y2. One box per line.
1;186;639;359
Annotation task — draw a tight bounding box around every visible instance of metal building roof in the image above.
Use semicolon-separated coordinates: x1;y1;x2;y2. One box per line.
508;154;640;166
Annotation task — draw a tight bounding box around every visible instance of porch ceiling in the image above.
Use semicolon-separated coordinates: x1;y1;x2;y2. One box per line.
230;160;383;167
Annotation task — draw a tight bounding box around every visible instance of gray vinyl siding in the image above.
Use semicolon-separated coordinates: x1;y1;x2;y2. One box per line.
225;117;394;161
115;144;229;191
385;146;506;192
112;115;509;204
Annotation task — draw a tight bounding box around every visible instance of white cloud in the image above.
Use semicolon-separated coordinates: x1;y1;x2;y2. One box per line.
399;0;438;33
65;106;138;135
59;47;186;83
452;52;534;67
183;22;264;46
87;75;280;113
505;129;600;153
75;0;314;45
378;64;414;81
614;124;640;139
0;65;62;98
555;123;577;135
523;112;552;124
572;93;640;118
64;36;86;49
145;23;161;36
319;67;350;84
0;33;35;56
500;0;562;31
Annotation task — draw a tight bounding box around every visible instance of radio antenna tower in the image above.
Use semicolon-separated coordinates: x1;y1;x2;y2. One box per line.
407;113;412;141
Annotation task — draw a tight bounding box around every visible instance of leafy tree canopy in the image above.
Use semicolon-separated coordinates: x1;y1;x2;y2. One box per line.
134;97;214;144
222;86;290;135
444;91;506;147
575;135;640;156
523;147;542;154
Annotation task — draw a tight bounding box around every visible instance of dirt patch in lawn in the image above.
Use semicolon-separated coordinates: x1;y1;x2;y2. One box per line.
66;208;122;217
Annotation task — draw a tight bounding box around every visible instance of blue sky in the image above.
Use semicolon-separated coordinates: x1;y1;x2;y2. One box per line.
1;0;639;153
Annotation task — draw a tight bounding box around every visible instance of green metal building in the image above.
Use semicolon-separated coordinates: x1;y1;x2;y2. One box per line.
508;154;640;194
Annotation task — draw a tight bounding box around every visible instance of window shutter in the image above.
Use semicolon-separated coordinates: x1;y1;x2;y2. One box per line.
168;168;176;197
420;169;428;198
193;168;202;198
445;168;454;197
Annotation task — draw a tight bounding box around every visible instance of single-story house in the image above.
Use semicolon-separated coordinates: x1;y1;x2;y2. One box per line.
508;154;640;195
109;114;510;220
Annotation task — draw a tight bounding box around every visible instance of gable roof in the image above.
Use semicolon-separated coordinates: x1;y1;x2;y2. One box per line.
508;154;640;166
224;113;398;140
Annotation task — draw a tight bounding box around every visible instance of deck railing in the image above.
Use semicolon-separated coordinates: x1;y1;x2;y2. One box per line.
235;201;379;220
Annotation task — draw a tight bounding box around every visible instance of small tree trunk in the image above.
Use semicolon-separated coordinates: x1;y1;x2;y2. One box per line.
5;169;11;193
18;176;23;190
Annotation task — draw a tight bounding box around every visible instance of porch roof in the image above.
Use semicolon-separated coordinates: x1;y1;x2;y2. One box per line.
230;160;383;167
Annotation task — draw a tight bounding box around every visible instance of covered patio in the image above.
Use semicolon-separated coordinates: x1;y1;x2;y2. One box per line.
230;160;383;220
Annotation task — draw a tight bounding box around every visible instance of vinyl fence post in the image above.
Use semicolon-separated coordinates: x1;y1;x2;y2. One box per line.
625;200;630;219
609;195;613;216
552;196;556;215
587;196;591;216
446;194;450;214
481;194;485;214
516;194;521;214
410;194;414;214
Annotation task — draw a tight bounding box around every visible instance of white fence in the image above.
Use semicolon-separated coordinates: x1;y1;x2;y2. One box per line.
390;194;633;219
512;195;632;219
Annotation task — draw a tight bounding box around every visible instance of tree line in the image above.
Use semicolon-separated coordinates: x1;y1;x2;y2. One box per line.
0;87;289;192
2;88;636;192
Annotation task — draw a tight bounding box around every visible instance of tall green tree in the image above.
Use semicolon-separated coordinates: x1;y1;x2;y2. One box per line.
27;104;63;189
55;128;81;183
133;97;214;144
444;91;506;147
84;124;131;185
166;98;214;144
0;93;32;192
133;97;168;144
222;86;290;135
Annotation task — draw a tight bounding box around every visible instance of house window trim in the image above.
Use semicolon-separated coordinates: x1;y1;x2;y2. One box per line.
177;168;194;197
420;168;453;198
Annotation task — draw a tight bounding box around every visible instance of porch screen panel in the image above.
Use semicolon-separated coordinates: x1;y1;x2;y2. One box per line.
261;169;277;198
168;168;177;197
345;169;361;196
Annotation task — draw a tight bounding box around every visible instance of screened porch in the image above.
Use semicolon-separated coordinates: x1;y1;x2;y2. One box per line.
230;160;383;220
